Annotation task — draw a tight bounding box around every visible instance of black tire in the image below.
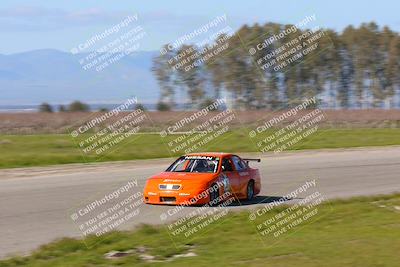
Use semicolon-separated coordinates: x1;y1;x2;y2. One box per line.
246;180;255;201
209;183;220;205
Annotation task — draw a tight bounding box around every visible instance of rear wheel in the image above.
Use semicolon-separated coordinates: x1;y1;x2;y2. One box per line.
209;183;220;205
246;180;255;200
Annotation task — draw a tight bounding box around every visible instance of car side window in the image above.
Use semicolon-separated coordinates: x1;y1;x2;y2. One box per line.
232;156;246;171
222;158;234;172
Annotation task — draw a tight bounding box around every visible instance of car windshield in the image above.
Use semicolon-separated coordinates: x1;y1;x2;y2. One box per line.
166;156;220;173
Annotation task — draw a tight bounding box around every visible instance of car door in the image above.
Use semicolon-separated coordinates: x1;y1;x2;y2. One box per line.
220;156;240;195
231;155;250;197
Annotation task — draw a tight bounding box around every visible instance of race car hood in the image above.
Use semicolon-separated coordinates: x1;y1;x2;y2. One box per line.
146;171;218;188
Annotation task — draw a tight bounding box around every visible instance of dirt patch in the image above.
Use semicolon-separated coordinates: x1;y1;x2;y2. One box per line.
104;244;197;262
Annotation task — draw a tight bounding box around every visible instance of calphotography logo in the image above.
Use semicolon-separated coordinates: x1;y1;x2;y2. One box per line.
157;13;238;75
71;14;147;72
69;96;154;161
249;179;333;247
159;98;245;155
161;183;236;246
68;180;144;247
246;14;334;74
248;97;327;154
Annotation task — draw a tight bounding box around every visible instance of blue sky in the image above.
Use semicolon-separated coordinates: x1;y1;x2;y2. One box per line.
1;0;399;54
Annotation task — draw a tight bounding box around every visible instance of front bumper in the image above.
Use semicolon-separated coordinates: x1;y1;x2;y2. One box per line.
144;189;210;205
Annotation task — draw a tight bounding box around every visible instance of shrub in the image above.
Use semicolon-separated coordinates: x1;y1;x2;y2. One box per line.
38;103;53;113
68;101;90;112
157;102;171;111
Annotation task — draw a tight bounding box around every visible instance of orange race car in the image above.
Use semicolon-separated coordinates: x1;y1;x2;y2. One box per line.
143;152;261;205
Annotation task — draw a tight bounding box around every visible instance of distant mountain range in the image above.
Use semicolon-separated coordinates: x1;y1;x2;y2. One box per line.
0;49;160;105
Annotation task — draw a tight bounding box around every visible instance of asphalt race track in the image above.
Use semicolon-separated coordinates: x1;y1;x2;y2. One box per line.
1;146;399;258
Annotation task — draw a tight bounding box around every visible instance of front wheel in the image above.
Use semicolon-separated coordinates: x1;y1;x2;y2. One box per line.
246;180;255;200
209;183;220;205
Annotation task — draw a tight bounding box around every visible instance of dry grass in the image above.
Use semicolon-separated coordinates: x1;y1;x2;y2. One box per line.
1;109;400;134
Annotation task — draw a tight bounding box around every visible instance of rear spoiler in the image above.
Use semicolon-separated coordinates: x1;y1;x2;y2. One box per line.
243;158;261;163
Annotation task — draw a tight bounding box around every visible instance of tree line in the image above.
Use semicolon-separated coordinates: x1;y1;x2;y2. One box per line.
39;101;147;113
39;101;91;113
152;22;400;110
